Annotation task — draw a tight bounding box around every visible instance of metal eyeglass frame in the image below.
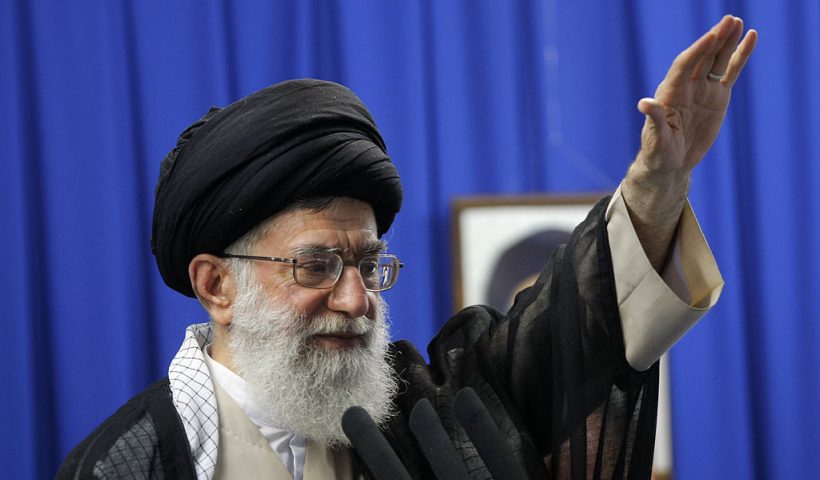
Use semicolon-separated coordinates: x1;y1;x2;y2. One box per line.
221;252;404;292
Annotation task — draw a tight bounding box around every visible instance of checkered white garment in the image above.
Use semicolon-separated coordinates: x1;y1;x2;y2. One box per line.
168;323;219;480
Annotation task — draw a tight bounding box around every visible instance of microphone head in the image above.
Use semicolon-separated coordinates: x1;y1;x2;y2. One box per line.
341;405;371;440
342;406;413;480
454;387;529;480
409;398;472;480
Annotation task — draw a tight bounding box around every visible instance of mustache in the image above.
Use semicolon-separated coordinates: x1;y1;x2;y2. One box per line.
303;314;371;337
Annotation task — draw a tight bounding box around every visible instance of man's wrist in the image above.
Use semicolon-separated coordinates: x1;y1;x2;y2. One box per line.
622;156;691;217
625;153;692;197
620;158;692;271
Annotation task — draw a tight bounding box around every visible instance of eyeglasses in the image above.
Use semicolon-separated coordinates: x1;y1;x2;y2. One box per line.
222;251;404;292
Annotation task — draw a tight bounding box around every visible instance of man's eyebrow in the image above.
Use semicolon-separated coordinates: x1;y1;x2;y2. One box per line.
292;240;387;257
292;244;340;256
359;239;388;255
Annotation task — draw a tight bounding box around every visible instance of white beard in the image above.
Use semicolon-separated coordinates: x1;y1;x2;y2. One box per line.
226;281;397;448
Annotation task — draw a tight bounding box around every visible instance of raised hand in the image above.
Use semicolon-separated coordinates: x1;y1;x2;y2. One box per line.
636;15;758;176
622;16;757;271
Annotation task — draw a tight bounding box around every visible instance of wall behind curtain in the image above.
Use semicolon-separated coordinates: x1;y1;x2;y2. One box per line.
2;1;817;478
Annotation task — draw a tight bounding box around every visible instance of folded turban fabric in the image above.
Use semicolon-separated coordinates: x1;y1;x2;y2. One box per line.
151;79;403;297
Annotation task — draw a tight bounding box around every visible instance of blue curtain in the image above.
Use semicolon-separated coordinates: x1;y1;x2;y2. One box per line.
3;1;818;478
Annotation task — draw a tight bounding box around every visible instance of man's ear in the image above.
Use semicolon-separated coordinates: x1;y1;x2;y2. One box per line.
189;253;237;326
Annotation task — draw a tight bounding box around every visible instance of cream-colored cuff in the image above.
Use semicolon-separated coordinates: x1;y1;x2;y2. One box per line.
606;185;724;371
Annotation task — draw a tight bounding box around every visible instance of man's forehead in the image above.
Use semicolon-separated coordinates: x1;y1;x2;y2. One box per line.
291;199;375;228
258;197;381;252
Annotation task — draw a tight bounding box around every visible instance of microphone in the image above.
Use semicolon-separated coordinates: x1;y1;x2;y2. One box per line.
454;387;529;480
341;406;412;480
408;398;472;480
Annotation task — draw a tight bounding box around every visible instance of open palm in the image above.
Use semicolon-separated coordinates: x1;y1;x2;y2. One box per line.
637;16;758;174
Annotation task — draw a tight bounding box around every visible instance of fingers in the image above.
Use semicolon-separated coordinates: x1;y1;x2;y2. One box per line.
668;29;718;82
668;16;752;84
706;16;744;77
670;16;733;81
723;29;759;86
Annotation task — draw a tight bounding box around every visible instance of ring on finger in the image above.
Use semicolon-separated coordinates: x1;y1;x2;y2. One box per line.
707;72;725;81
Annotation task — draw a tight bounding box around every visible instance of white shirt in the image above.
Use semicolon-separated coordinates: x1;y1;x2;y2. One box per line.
204;346;308;480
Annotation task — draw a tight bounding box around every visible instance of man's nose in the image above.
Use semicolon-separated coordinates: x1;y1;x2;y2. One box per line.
326;265;371;318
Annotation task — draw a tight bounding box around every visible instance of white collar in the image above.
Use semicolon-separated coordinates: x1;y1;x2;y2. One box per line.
168;323;219;480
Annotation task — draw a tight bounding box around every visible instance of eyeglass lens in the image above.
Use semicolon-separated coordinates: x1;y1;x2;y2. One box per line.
294;252;398;291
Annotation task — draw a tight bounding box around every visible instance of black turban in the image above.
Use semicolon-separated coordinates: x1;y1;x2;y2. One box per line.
151;79;403;297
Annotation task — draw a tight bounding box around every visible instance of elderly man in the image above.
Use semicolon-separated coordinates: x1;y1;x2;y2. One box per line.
59;16;756;479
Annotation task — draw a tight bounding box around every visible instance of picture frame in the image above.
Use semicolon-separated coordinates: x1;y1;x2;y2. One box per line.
451;193;602;312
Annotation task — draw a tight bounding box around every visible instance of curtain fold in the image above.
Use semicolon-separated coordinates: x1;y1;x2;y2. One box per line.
2;2;817;478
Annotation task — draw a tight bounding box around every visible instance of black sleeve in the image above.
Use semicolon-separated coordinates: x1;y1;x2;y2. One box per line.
56;378;196;480
482;195;659;479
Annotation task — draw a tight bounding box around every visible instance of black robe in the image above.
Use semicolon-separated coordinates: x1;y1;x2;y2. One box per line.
58;196;659;479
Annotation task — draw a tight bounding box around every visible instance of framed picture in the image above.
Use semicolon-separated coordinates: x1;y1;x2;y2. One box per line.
450;192;674;479
451;193;602;312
